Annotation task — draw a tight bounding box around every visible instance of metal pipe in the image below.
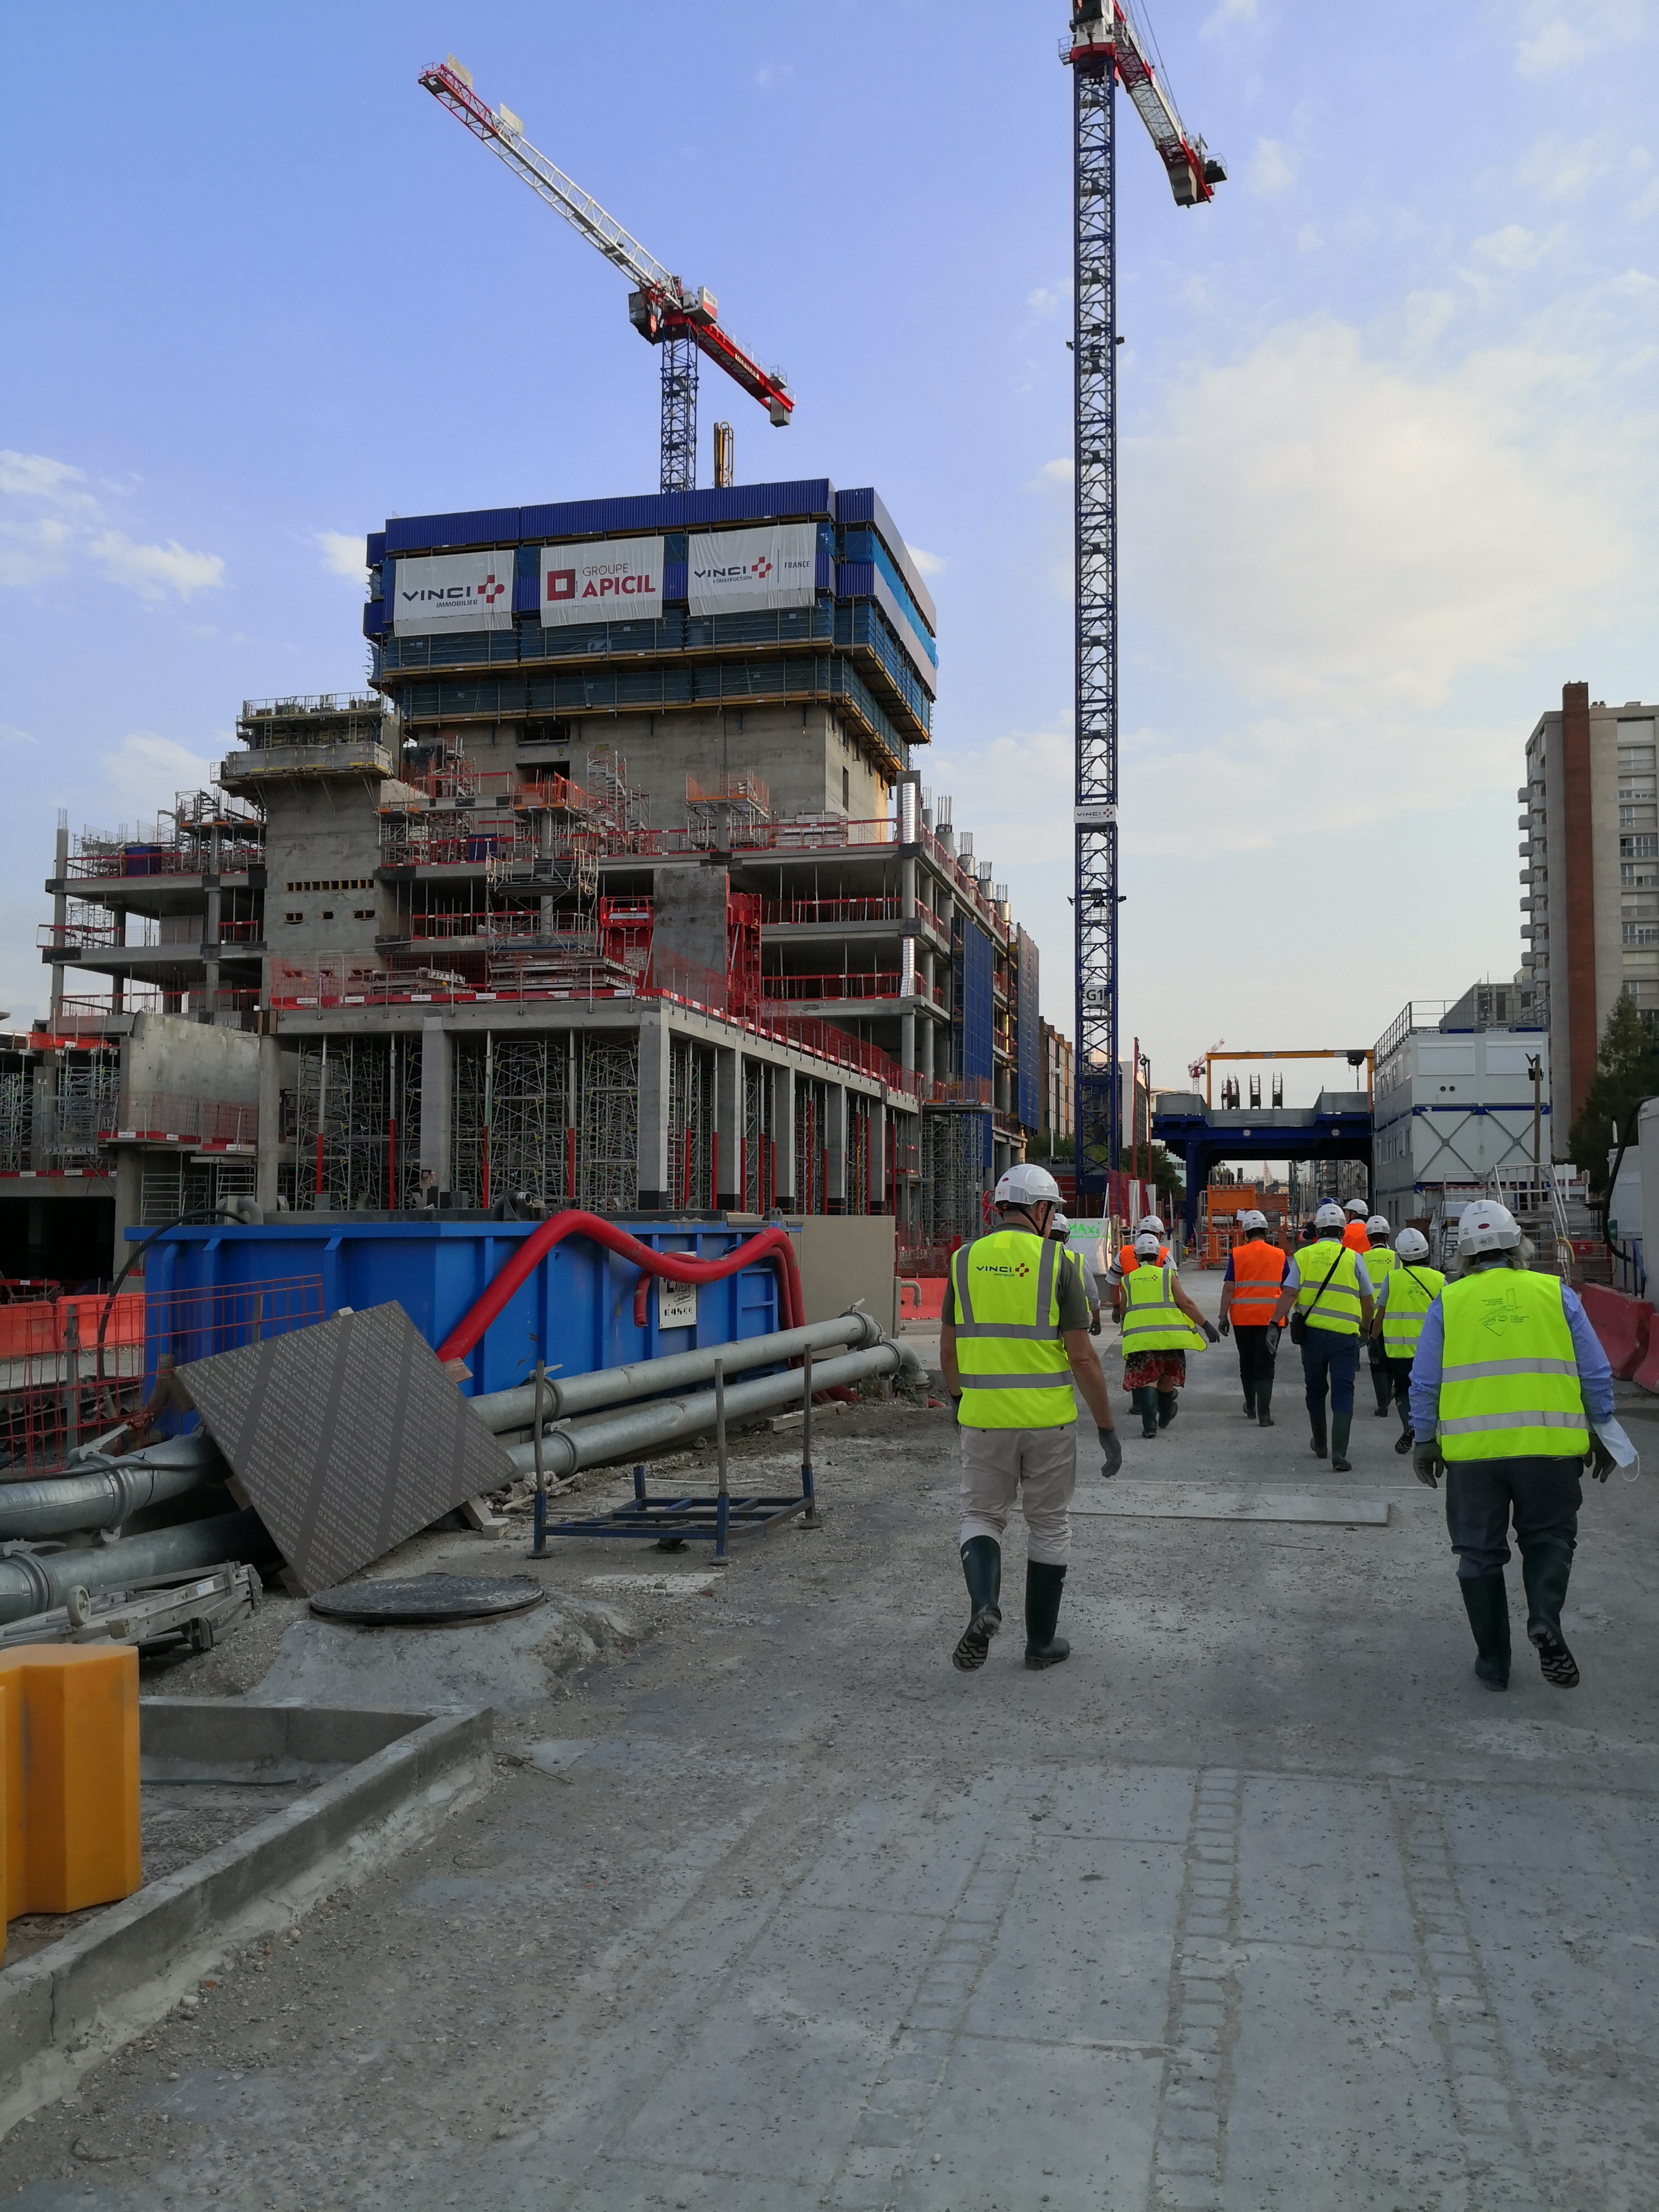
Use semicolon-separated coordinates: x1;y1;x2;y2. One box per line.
0;1510;274;1627
0;1457;215;1542
471;1310;882;1433
503;1339;919;1482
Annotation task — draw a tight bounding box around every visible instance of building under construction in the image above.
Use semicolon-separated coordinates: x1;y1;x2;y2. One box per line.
32;478;1047;1273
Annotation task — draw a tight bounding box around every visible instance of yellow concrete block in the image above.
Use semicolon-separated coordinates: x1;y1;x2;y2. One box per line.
0;1645;141;1917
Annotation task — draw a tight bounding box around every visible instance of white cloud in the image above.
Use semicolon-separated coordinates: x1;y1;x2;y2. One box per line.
1516;17;1588;76
905;543;947;577
90;531;224;601
97;731;224;818
755;61;794;89
1028;457;1074;489
1026;282;1070;317
1247;137;1297;195
0;724;38;749
1469;222;1565;274
1515;1;1648;79
1202;0;1259;32
0;449;224;602
1122;316;1659;712
316;529;366;579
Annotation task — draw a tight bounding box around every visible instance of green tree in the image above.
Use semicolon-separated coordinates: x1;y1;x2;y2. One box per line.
1567;992;1659;1195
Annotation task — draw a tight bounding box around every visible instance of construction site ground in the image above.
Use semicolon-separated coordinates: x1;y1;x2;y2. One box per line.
3;1266;1658;2210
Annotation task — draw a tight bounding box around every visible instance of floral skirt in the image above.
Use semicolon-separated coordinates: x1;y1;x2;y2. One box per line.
1122;1350;1187;1392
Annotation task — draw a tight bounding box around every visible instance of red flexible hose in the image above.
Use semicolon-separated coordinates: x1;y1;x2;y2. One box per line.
434;1211;803;1366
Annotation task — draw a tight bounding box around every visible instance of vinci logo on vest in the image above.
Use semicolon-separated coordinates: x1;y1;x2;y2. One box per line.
391;550;516;636
540;536;664;628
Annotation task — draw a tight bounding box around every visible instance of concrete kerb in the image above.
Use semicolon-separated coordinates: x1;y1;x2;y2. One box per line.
0;1699;493;2138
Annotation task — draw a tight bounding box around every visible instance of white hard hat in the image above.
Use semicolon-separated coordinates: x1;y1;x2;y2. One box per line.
1344;1197;1369;1217
1047;1211;1071;1238
1366;1215;1390;1237
1395;1227;1430;1262
994;1162;1061;1210
1315;1201;1347;1230
1134;1231;1162;1257
1457;1200;1521;1256
1137;1214;1165;1236
1239;1209;1268;1231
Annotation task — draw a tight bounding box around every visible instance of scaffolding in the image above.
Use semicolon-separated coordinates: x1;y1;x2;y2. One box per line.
292;1036;420;1214
580;1034;639;1212
38;1056;121;1166
687;770;772;847
921;1108;991;1248
742;1060;770;1211
0;1071;30;1175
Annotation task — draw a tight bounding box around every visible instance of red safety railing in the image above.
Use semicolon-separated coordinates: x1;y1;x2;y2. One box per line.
101;1092;259;1146
761;971;903;1003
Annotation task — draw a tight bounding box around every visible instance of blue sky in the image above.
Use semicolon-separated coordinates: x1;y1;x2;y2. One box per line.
3;0;1656;1108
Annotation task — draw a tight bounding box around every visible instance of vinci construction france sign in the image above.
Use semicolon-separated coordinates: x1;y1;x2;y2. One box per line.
539;536;663;627
688;523;817;615
391;551;515;634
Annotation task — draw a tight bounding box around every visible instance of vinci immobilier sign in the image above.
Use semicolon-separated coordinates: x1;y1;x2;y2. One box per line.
539;536;663;627
391;550;515;634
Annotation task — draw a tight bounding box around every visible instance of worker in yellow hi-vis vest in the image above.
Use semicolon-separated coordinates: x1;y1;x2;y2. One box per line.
1369;1225;1443;1454
940;1164;1120;1676
1361;1214;1397;1418
1409;1199;1619;1693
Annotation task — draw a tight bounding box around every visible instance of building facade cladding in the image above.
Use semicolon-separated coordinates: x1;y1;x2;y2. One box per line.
38;485;1046;1256
1039;1021;1075;1147
1520;684;1659;1146
1371;998;1550;1228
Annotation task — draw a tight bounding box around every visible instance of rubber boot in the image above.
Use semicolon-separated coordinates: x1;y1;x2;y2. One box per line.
1371;1354;1392;1417
1330;1411;1352;1473
1458;1571;1511;1691
951;1536;1003;1673
1309;1406;1327;1458
1157;1390;1178;1430
1023;1559;1069;1670
1521;1542;1579;1687
1136;1386;1159;1439
1257;1370;1275;1427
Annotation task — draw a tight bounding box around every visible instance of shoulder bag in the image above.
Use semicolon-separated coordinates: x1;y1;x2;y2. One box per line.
1288;1248;1344;1347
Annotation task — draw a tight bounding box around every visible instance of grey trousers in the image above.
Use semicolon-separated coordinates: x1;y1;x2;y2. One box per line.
959;1424;1078;1566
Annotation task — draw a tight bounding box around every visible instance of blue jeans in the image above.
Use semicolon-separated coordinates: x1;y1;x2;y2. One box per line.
1300;1329;1359;1420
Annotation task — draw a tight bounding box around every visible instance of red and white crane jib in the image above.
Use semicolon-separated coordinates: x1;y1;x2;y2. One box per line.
1063;3;1225;207
418;57;794;428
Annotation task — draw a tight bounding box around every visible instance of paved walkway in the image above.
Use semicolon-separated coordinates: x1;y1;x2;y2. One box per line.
2;1268;1655;2209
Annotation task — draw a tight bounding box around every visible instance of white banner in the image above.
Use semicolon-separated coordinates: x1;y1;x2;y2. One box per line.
688;522;817;614
539;536;663;626
391;550;514;634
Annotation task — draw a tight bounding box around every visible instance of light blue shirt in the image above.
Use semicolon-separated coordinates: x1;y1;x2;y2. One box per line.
1408;1272;1614;1436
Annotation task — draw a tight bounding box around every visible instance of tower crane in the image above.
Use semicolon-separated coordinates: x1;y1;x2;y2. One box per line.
419;57;794;493
1062;3;1223;1201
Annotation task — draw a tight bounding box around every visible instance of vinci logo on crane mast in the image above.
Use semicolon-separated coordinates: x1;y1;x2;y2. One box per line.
392;551;515;636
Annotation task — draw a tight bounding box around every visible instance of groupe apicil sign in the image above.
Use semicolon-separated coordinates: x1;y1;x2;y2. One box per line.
539;536;663;627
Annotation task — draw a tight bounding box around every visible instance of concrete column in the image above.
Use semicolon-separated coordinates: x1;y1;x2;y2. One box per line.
715;1043;742;1211
109;905;126;1017
256;1030;283;1215
869;1096;887;1213
419;1019;452;1197
50;813;67;1029
31;1052;56;1171
920;995;936;1081
112;1147;143;1278
772;1062;797;1209
826;1084;847;1214
637;1012;672;1210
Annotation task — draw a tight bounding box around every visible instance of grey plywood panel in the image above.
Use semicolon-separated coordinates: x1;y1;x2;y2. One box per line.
179;1302;515;1594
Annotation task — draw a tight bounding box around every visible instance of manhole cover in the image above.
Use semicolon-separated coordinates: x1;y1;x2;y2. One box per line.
309;1575;546;1627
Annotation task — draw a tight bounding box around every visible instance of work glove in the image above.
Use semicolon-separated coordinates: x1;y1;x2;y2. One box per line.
948;1395;962;1428
1217;1316;1231;1337
1201;1320;1220;1345
1587;1432;1618;1483
1090;1311;1102;1336
1098;1425;1122;1479
1411;1438;1441;1489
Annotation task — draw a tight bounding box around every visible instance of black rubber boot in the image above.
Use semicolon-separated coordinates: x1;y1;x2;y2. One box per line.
1521;1542;1579;1687
1257;1371;1274;1427
1309;1407;1327;1457
1371;1354;1392;1417
951;1536;1002;1673
1024;1560;1069;1670
1394;1427;1415;1456
1458;1571;1511;1691
1241;1393;1256;1418
1330;1411;1352;1472
1136;1387;1159;1439
1157;1391;1178;1430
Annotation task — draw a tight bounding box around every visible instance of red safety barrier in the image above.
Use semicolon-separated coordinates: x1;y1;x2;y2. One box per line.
1579;1283;1653;1382
898;1277;947;1322
435;1212;804;1366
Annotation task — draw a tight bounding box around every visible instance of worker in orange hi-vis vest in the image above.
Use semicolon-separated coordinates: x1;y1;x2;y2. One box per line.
1216;1209;1287;1427
1100;1214;1173;1299
1341;1197;1372;1254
